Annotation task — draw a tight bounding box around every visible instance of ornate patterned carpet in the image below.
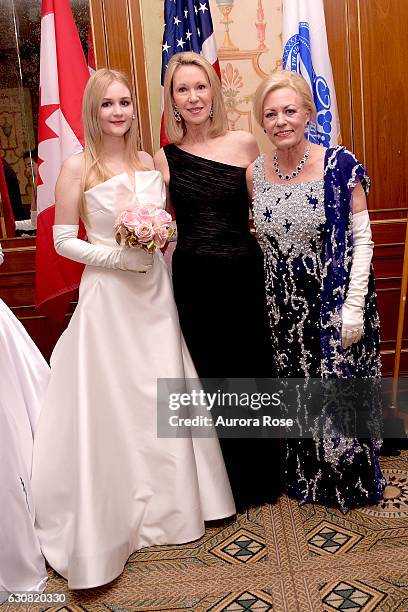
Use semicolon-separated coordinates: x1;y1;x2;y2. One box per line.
7;452;408;612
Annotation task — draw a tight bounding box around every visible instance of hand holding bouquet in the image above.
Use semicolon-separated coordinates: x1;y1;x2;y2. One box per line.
114;204;175;255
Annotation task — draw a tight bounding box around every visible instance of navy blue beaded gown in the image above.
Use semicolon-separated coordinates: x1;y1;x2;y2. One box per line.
252;154;385;512
164;144;280;510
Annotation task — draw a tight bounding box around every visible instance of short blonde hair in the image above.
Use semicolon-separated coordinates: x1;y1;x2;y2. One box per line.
163;51;228;144
81;68;144;217
253;70;316;127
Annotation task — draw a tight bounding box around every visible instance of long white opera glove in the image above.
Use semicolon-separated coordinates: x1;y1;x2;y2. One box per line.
341;210;374;349
53;225;153;273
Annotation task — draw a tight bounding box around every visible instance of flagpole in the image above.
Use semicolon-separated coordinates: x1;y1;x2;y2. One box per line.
392;216;408;406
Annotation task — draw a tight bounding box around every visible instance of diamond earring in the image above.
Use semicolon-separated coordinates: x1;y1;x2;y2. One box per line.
173;107;182;122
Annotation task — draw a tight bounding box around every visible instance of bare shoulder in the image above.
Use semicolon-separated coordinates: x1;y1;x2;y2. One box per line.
61;152;84;177
153;148;170;184
138;150;154;169
246;161;254;181
226;130;259;161
153;148;169;173
227;129;257;147
153;148;166;166
311;143;326;161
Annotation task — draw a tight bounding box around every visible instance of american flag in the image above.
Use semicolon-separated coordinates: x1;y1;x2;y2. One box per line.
160;0;219;144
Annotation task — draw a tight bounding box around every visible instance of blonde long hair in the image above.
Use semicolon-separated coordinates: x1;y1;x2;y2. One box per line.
80;68;144;218
163;52;228;144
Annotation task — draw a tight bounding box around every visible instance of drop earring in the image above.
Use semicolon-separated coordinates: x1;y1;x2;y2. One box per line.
209;105;214;119
173;106;182;122
132;114;136;120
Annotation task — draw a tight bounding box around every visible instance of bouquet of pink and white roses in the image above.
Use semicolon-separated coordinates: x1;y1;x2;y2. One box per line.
114;204;175;254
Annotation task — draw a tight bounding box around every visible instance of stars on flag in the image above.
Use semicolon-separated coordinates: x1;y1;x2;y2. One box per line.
161;0;217;85
161;0;219;144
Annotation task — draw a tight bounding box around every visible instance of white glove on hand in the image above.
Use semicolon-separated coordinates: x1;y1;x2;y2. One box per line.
341;210;373;349
53;225;153;273
15;211;37;231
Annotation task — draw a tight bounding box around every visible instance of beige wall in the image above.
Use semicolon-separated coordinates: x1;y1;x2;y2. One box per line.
140;0;282;152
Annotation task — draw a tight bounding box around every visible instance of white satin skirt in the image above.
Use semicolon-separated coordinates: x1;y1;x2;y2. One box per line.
32;253;235;589
0;299;48;599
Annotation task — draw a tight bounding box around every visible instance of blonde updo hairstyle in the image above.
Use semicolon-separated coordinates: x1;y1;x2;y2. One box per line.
80;68;144;218
253;70;316;128
163;51;228;144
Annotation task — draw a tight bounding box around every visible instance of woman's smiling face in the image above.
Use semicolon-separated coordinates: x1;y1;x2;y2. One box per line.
262;87;310;150
172;64;213;127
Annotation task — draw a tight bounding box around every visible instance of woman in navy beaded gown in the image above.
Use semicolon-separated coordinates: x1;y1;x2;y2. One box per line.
247;71;384;512
155;52;280;511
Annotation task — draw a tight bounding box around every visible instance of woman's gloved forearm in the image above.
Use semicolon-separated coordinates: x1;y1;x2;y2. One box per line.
53;225;153;273
341;210;374;349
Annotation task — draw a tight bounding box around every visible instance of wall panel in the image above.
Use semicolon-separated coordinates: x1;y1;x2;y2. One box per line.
90;0;153;153
324;0;408;374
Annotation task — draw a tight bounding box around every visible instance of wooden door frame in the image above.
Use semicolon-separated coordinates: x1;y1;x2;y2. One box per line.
90;0;154;155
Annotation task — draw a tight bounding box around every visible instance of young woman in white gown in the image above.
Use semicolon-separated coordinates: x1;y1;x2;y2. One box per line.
31;69;235;590
0;244;48;600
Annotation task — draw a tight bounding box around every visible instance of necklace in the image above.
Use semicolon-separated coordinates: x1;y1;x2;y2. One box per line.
273;146;311;181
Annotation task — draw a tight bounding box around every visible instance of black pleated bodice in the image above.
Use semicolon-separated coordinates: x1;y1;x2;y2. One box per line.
164;144;259;257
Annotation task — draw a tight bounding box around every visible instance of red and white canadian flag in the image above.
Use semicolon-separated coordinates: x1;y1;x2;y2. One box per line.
35;0;89;320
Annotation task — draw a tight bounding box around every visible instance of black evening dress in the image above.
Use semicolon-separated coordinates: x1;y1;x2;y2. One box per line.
164;143;280;510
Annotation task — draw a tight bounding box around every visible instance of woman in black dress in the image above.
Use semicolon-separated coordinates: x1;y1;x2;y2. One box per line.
154;51;279;510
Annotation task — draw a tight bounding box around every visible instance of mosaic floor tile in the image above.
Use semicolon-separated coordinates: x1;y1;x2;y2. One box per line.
7;452;405;612
360;469;408;518
210;590;274;611
210;528;267;564
321;579;386;611
307;520;362;557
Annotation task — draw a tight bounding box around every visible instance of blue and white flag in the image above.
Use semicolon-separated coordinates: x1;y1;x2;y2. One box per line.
282;0;340;147
160;0;219;145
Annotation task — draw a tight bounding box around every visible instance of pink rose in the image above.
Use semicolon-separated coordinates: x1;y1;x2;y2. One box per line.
117;208;139;230
153;225;169;248
135;222;154;243
154;209;172;227
136;204;158;224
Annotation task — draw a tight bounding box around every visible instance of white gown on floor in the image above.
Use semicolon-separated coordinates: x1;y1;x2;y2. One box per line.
32;171;235;590
0;288;48;600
